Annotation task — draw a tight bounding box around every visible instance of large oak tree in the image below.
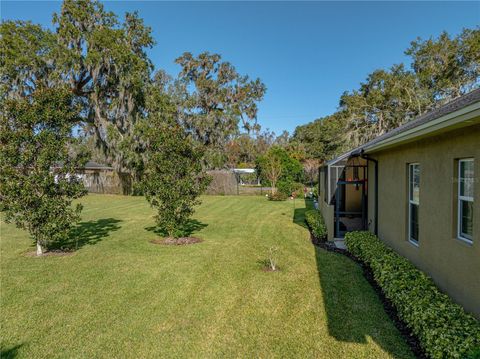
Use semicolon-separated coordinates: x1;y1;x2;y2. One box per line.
1;0;154;172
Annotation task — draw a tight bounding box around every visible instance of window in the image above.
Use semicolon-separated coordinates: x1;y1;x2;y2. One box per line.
408;163;420;245
458;159;474;243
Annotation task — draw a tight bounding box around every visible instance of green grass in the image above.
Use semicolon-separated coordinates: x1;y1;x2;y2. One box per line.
1;195;414;358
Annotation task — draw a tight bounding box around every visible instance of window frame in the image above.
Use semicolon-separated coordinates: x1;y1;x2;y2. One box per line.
408;163;420;246
457;158;474;244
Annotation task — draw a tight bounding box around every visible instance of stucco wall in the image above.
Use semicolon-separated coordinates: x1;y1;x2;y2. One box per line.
319;168;335;241
344;166;363;212
367;124;480;318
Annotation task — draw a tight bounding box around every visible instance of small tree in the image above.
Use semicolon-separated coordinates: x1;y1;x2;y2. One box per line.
0;88;87;255
139;90;211;238
263;151;283;195
257;146;303;195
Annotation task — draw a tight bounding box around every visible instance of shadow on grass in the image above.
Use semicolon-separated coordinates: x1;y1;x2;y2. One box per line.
314;247;413;358
49;218;123;251
292;197;314;229
1;344;23;359
291;198;412;357
145;219;208;237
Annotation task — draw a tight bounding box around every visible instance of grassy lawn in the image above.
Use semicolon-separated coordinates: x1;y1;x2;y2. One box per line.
1;195;414;358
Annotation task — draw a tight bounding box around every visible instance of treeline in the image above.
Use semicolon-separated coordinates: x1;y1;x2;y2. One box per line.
292;28;480;162
1;0;266;177
1;0;270;252
221;28;480;174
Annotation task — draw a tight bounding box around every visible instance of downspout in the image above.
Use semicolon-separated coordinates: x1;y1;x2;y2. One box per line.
360;150;378;236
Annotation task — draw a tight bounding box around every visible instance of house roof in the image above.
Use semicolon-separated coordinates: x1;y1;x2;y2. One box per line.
327;88;480;166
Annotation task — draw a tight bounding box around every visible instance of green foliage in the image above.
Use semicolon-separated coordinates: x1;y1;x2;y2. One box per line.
0;21;57;99
225;130;275;169
256;146;303;187
304;210;327;240
344;231;480;359
292;113;347;162
1;0;155;172
406;28;480;102
293;28;479;157
339;63;431;147
468;348;480;359
277;180;303;197
173;52;266;168
0;88;88;254
138;90;211;238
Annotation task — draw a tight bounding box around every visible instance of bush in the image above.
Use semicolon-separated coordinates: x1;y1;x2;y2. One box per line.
468;348;480;359
267;192;288;201
305;210;327;240
344;231;480;359
292;182;305;198
278;180;304;197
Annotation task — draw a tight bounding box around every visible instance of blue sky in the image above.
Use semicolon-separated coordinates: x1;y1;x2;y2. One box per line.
2;1;479;134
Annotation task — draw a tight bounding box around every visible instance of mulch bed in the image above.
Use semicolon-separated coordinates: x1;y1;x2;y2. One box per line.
306;222;426;359
151;237;203;246
24;249;74;257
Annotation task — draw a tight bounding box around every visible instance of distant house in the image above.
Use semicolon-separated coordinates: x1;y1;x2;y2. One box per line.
318;88;480;317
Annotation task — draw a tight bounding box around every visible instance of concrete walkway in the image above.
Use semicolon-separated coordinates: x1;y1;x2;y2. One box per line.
333;238;346;249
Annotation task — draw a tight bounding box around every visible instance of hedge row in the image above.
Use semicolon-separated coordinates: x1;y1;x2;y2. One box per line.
344;231;480;359
305;209;327;240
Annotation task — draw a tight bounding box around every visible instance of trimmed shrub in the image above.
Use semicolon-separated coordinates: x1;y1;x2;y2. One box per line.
344;231;480;359
305;210;327;240
468;348;480;359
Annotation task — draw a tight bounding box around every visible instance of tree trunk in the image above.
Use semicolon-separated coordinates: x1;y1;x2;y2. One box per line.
36;242;44;256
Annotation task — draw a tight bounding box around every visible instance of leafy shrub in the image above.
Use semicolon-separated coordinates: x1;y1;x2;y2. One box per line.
344;231;480;359
278;180;304;197
305;210;327;240
468;348;480;359
277;179;293;196
267;192;288;201
292;182;305;197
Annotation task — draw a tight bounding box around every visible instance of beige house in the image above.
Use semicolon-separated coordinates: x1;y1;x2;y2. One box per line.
318;89;480;318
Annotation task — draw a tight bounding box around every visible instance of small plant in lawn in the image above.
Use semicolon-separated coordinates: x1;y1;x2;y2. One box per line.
266;246;279;271
0;88;88;255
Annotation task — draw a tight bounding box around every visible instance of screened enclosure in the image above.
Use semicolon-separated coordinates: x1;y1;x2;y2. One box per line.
320;155;368;238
